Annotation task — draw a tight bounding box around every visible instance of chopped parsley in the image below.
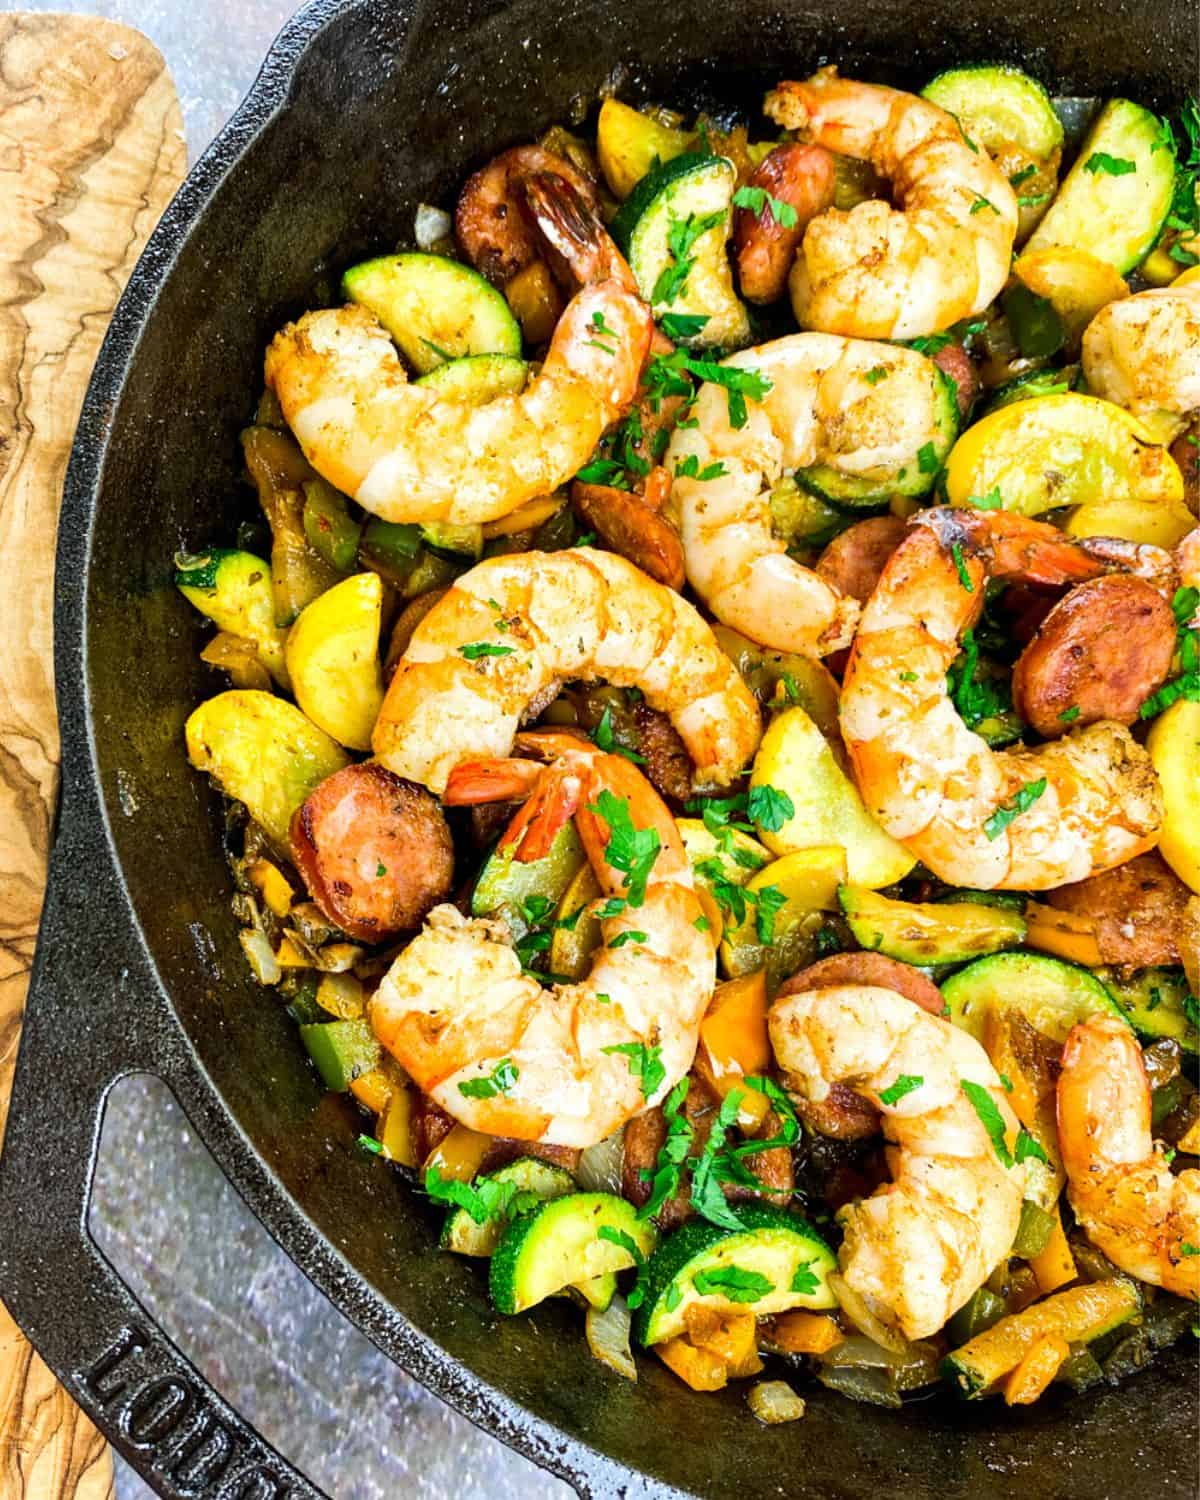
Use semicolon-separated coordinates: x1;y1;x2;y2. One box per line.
1084;152;1136;176
636;1077;693;1223
1139;585;1200;719
983;777;1047;840
1182;992;1200;1030
747;783;795;833
898;670;918;684
878;1074;923;1106
1015;1130;1049;1166
753;883;788;945
907;330;955;356
659;312;710;340
601;1040;665;1098
790;1260;820;1295
693;914;712;932
947;627;1019;736
375;861;388;877
693;1265;774;1303
589;787;661;905
686;357;773;430
585;308;620;354
967;486;1003;510
653;209;726;305
424;1166;538;1226
607;929;649;948
597;1224;644;1263
864;365;889;385
950;541;974;592
732;184;799;229
960;1081;1016;1167
356;1134;384;1155
1009;164;1038;188
1156;98;1200;267
458;1057;519;1100
969;194;998;215
460;641;514;660
1058;705;1081;724
591;704;646;764
674;454;728;481
917;442;941;475
1181;1242;1200;1257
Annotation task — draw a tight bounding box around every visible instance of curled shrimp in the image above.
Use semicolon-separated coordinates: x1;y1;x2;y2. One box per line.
839;508;1168;889
769;983;1025;1339
764;68;1018;339
264;279;652;527
372;546;762;794
370;736;715;1148
665;335;951;656
1082;269;1200;418
455;146;602;287
1057;1014;1199;1299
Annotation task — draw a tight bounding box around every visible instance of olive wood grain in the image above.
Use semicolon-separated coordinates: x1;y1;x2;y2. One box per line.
0;15;185;1498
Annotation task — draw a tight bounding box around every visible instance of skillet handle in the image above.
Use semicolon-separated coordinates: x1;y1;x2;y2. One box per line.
0;825;325;1500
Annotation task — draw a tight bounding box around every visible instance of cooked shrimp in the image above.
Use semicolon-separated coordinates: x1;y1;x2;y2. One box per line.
370;741;715;1147
264;279;652;527
769;983;1025;1339
764;68;1018;338
840;508;1167;889
1082;270;1200;418
455;145;602;286
1058;1014;1200;1299
372;546;761;794
665;335;950;655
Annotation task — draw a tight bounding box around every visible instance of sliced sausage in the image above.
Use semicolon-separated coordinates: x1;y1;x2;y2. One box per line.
633;701;692;804
777;949;946;1014
1046;850;1189;968
411;1092;455;1164
734;144;836;305
455;146;600;287
1011;574;1176;738
931;341;980;420
482;1137;582;1176
815;515;908;606
792;1084;880;1143
571;480;686;590
290;763;454;943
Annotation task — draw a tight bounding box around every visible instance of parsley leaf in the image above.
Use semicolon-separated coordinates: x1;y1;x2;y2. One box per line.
637;1077;693;1222
591;704;646;764
688;1088;749;1231
967;486;1003;510
589;787;661;905
1015;1129;1049;1166
790;1260;820;1295
1009;164;1038;188
878;1074;923;1106
659;312;710;340
675;453;728;481
961;1080;1018;1168
1181;1242;1200;1257
864;365;889;385
907;331;955;356
1084;152;1136;176
917;441;941;475
424;1166;538;1226
693;1265;774;1303
652;209;725;305
597;1224;645;1263
686;357;774;430
375;861;388;877
460;641;514;660
601;1040;665;1098
732;184;799;229
983;778;1047;840
1058;705;1081;724
747;783;795;833
743;1075;800;1148
357;1133;384;1155
608;929;649;948
950;541;974;592
754;883;788;945
457;1057;520;1100
969;194;998;215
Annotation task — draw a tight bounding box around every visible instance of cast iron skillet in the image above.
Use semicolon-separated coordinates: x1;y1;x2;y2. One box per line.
0;1;1196;1495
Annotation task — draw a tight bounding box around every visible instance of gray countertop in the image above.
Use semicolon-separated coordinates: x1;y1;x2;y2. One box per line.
17;3;568;1496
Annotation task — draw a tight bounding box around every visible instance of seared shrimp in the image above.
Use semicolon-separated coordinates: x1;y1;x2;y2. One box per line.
840;509;1167;889
666;335;950;655
372;546;761;794
770;983;1025;1339
370;741;715;1147
1082;268;1200;418
264;279;652;527
1058;1014;1200;1299
765;68;1018;338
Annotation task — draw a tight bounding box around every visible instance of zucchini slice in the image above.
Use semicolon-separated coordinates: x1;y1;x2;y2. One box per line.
441;1158;576;1257
631;1204;836;1347
941;951;1127;1044
796;366;959;507
341;252;522;375
922;66;1064;159
980;365;1079;414
489;1192;657;1315
838;884;1026;966
417;521;484;559
1025;99;1176;273
299;1018;381;1091
471;822;585;942
1099;968;1199;1055
611;153;750;349
176;549;289;686
944;1280;1141;1397
414;351;528;404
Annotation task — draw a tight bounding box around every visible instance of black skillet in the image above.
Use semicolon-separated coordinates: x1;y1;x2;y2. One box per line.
0;1;1196;1496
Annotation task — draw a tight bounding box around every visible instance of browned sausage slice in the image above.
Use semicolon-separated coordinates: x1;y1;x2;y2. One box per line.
931;342;980;420
733;144;836;305
455;146;600;286
290;763;454;942
777;950;945;1015
1045;850;1189;968
633;701;692;803
571;480;686;590
1011;574;1176;738
815;515;908;605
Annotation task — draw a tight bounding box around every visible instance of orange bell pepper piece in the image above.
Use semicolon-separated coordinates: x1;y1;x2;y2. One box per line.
769;1311;844;1356
1029;1204;1077;1295
1004;1334;1070;1405
656;1335;728;1392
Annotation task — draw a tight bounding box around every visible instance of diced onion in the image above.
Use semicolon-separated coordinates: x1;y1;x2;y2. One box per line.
576;1124;626;1193
414;203;452;251
313;941;366;974
239;926;281;985
585;1296;637;1382
747;1380;806;1425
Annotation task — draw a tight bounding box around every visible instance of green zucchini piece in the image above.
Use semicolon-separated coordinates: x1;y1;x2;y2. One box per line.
612;153;750;349
418;521;484;560
471;822;586;942
981;365;1079;414
945;1286;1007;1347
175;549;289;686
299;1018;381;1092
922;66;1064;159
342;252;522;375
1025;99;1176;273
569;1273;618;1311
489;1192;657;1315
796;367;958;507
943;1280;1141;1397
631;1204;836;1347
301;480;363;573
838;884;1026;965
1098;968;1199;1054
357;518;422;583
941;951;1126;1044
768;475;847;548
1010;1199;1055;1259
441;1158;576;1257
415;351;528;403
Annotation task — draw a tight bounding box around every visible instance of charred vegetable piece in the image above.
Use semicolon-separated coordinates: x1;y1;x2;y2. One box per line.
941;952;1128;1045
838;884;1026;965
490;1192;657;1315
1099;968;1199;1054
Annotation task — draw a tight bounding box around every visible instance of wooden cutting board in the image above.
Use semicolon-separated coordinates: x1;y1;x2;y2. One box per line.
0;13;185;1497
